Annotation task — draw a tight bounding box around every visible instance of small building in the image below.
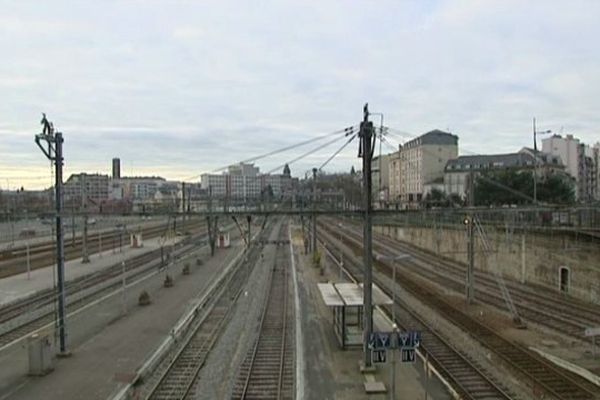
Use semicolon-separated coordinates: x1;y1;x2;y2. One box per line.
130;232;143;248
217;232;230;248
317;282;392;349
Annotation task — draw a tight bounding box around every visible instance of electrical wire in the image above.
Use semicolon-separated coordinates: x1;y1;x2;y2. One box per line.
383;125;558;206
318;133;357;171
182;125;356;182
265;131;352;175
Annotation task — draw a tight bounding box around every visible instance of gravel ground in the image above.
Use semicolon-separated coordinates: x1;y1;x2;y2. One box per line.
192;220;283;400
371;266;532;400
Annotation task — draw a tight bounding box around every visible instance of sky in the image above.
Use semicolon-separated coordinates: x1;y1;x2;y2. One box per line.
1;0;599;189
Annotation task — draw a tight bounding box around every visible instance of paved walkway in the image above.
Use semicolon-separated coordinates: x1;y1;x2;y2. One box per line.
292;225;451;399
0;240;243;400
0;236;182;306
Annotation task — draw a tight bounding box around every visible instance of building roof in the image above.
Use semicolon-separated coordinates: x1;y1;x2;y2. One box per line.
445;150;563;172
317;282;392;307
446;152;534;171
404;129;458;148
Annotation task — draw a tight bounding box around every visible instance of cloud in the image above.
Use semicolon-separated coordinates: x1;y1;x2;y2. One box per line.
1;1;599;188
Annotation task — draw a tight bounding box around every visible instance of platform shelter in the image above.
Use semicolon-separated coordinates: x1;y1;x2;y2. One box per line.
317;282;393;349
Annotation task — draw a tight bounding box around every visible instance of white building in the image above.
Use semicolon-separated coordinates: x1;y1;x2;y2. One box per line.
397;130;458;207
444;149;565;199
63;173;109;206
200;163;292;202
542;134;598;201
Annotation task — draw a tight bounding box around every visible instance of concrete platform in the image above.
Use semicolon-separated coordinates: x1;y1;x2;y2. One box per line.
291;225;451;399
0;240;244;400
0;235;183;306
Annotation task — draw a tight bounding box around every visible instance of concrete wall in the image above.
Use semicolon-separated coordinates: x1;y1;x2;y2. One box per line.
374;224;600;304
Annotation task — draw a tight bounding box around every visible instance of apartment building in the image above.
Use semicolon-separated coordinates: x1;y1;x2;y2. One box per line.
63;173;109;206
542;134;599;201
444;149;565;199
398;130;458;207
200;163;293;202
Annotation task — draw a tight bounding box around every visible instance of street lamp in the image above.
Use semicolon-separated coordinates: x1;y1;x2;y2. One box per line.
375;253;411;323
337;223;344;281
375;253;410;400
533;118;552;204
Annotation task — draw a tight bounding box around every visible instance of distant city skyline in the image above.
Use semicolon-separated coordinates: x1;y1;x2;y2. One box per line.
1;1;599;189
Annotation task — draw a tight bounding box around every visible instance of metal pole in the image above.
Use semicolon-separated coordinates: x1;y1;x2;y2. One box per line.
392;261;396;322
312;168;317;255
391;323;398;400
99;230;102;258
70;202;75;248
55;132;68;354
247;215;252;248
533;117;537;204
121;261;127;315
82;214;90;263
467;170;475;304
425;351;429;400
36;120;69;355
26;240;31;280
338;224;344;281
360;103;374;368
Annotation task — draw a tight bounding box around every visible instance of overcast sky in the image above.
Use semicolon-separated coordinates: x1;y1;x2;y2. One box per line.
1;1;599;189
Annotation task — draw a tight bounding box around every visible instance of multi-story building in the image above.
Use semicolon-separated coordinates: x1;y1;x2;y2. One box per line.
200;163;293;202
371;153;392;208
444;148;565;199
542;134;598;202
63;173;109;206
388;150;402;206
112;158;121;179
593;143;600;201
398;129;458;207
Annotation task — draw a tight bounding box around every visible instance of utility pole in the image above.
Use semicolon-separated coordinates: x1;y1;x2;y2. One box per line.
532;117;551;204
35;114;69;355
466;170;475;304
246;215;252;247
206;186;217;256
359;103;375;368
81;174;90;263
181;181;186;223
311;168;317;255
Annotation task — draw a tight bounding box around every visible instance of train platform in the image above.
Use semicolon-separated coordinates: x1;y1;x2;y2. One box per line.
0;218;167;252
0;240;243;400
0;235;183;306
290;225;451;399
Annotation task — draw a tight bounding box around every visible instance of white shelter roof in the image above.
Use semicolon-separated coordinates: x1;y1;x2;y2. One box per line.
317;282;392;307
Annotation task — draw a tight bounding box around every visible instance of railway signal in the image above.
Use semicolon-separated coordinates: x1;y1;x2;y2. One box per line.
34;113;69;356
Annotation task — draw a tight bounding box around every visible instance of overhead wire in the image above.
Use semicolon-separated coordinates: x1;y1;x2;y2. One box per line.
318;133;357;171
265;128;355;175
383;125;556;206
181;125;356;182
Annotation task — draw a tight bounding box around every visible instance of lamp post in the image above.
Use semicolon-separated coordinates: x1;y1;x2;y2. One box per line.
337;223;344;281
533;118;552;204
375;253;411;400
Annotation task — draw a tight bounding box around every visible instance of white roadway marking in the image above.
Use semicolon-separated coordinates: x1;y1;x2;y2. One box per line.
288;225;305;400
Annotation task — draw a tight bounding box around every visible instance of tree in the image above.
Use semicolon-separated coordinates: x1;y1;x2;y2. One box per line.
423;188;447;208
350;165;356;176
474;170;533;206
422;189;463;208
537;175;575;204
474;170;575;206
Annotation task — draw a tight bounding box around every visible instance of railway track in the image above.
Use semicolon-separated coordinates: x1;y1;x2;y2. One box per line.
319;224;600;400
0;234;207;349
0;219;206;278
332;219;600;342
145;221;277;400
231;223;294;400
318;228;513;400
